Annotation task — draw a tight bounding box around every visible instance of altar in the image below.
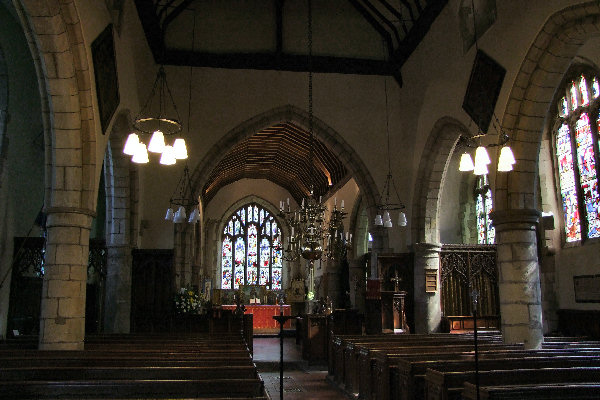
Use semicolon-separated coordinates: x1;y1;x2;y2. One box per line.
222;304;292;333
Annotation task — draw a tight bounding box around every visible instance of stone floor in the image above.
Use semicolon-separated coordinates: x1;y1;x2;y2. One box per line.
253;336;348;400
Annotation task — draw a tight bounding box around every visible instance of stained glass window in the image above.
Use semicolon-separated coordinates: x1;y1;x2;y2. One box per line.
554;72;600;243
475;175;495;244
221;203;283;289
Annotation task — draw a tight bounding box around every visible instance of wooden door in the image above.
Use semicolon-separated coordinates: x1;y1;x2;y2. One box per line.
131;249;174;333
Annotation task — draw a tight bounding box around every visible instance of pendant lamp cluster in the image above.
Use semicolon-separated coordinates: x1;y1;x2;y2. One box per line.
123;65;188;165
458;119;516;175
164;165;200;224
374;78;407;229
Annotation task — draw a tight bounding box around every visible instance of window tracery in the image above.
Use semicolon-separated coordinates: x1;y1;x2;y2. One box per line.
221;203;282;289
554;72;600;243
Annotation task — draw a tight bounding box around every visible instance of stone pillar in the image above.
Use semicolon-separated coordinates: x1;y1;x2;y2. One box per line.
491;209;543;349
413;242;441;333
103;244;131;333
39;209;92;350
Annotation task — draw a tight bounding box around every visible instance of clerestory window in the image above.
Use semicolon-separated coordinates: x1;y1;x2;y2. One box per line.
221;203;283;290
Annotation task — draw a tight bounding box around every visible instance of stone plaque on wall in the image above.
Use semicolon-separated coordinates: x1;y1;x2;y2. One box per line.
574;274;600;303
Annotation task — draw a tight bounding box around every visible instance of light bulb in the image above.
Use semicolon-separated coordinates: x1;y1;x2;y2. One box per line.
173;206;187;223
374;214;383;226
148;130;166;153
173;138;188;159
165;208;174;221
459;152;475;171
159;145;177;165
498;146;516;169
123;133;139;155
132;142;149;164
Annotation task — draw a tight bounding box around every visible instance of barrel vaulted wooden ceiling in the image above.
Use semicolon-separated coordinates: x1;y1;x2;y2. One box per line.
134;0;448;203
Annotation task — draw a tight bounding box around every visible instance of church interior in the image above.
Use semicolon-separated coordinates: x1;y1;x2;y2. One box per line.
1;0;600;399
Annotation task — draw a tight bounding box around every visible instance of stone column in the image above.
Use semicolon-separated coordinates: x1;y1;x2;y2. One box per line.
103;244;131;333
490;209;543;349
39;209;92;350
413;242;441;333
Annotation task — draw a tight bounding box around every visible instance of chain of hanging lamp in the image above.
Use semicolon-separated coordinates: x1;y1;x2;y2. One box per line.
277;0;351;300
457;0;515;175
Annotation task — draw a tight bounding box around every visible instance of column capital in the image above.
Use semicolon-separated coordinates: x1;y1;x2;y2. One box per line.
412;242;442;255
490;209;540;232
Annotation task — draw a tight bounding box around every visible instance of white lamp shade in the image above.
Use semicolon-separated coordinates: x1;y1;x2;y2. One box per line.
173;138;188;159
474;146;491;166
123;133;139;155
398;211;407;227
374;214;383;226
188;208;199;223
148;130;166;153
383;211;392;228
499;146;516;164
159;145;177;165
165;208;174;221
173;206;187;223
459;153;475;171
497;146;515;172
132;142;149;164
473;160;489;175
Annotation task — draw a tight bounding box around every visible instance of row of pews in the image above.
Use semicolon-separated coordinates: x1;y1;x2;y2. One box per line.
0;332;267;399
328;332;600;400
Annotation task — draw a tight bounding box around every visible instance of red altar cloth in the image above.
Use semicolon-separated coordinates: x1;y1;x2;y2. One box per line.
222;305;292;331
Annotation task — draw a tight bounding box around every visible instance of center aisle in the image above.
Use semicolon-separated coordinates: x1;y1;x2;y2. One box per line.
253;337;347;400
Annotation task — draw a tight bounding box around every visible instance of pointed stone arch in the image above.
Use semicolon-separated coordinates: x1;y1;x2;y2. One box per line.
191;105;381;231
495;1;600;210
412;117;468;244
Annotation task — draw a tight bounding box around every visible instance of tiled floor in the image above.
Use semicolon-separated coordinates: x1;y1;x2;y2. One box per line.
253;336;349;400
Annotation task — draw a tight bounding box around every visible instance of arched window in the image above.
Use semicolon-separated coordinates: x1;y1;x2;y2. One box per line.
475;175;495;244
554;72;600;243
221;203;283;290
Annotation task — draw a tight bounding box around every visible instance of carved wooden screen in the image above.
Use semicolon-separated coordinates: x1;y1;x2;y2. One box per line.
440;244;499;317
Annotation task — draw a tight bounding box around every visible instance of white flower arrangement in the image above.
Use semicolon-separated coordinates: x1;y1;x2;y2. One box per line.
174;285;203;314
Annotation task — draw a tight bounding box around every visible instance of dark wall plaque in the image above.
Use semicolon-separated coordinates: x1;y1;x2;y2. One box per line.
574;274;600;303
462;49;506;134
92;24;119;134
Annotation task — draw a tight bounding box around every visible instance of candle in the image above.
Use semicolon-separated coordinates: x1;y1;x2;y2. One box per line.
291;227;294;236
350;233;353;242
319;195;322;203
341;200;345;209
346;232;349;241
334;197;337;206
302;198;305;208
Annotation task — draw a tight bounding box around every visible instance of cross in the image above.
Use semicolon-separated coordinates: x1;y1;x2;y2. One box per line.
390;270;402;292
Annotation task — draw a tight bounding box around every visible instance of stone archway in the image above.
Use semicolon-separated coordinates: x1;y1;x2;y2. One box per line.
491;1;600;348
410;117;468;333
13;0;98;349
191;105;388;274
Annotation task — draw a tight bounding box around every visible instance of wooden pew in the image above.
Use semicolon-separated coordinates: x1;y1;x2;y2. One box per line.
0;333;265;399
425;366;600;400
397;355;600;400
462;381;600;400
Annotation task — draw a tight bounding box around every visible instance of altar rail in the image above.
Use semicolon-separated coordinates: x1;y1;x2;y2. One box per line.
439;244;499;332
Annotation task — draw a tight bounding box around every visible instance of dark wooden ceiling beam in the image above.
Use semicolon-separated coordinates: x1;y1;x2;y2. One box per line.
392;0;448;64
361;0;401;47
348;0;394;59
276;0;284;54
377;0;408;35
162;0;196;31
163;49;397;76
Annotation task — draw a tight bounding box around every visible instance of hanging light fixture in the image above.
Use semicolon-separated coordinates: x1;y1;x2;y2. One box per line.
276;0;351;299
458;0;515;175
373;78;407;229
164;165;200;224
124;65;185;164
